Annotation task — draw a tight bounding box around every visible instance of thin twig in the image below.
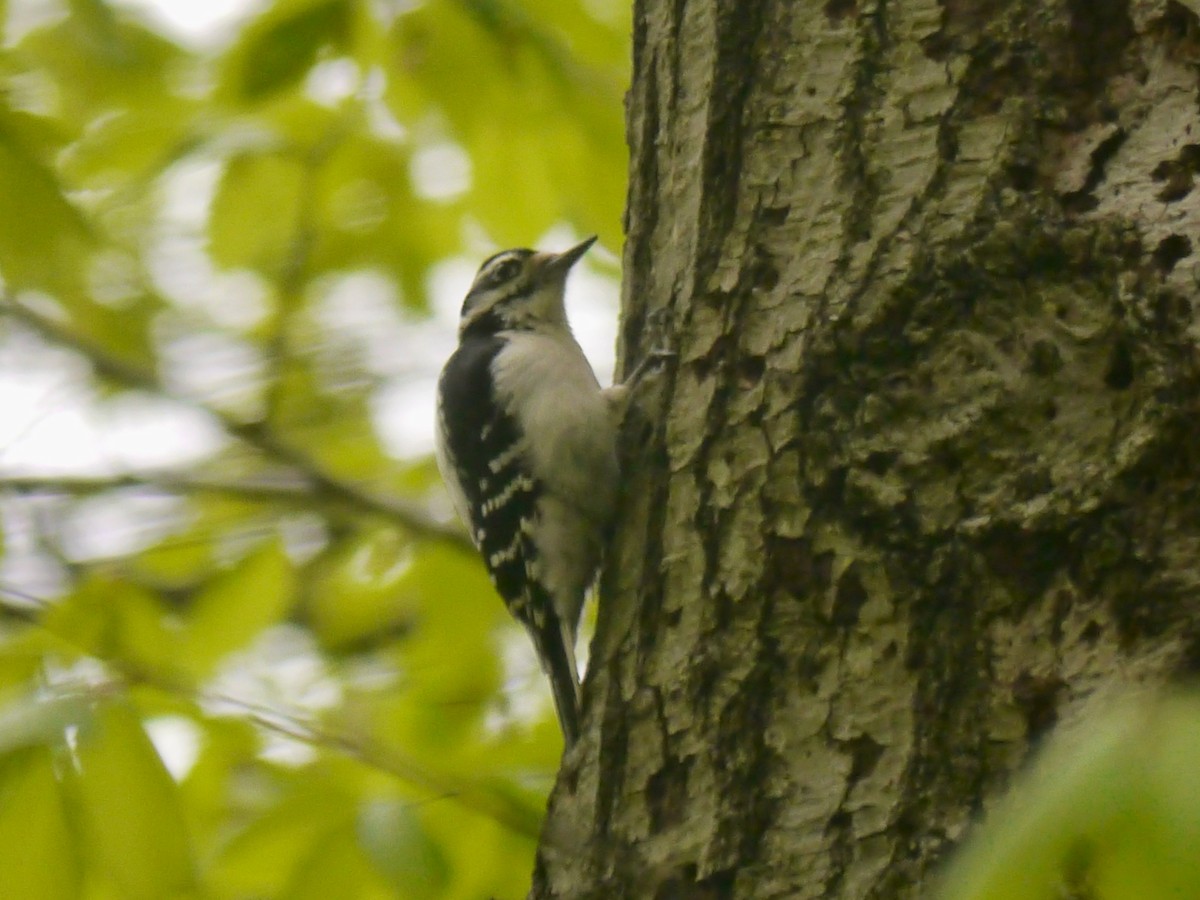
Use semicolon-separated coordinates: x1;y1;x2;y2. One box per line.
0;592;543;838
0;472;312;503
0;295;470;551
212;691;544;838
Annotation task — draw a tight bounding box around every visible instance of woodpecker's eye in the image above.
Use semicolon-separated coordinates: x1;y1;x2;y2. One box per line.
492;258;521;283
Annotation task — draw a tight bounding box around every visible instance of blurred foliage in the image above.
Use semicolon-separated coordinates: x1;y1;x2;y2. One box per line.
0;0;628;895
936;692;1200;900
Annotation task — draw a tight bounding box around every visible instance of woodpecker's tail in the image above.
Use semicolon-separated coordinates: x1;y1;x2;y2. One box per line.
548;616;582;748
523;605;582;748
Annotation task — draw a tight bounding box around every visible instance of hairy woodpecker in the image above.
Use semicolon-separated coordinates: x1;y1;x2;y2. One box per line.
435;236;618;747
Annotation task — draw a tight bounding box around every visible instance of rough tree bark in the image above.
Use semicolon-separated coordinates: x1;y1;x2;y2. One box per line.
534;1;1200;897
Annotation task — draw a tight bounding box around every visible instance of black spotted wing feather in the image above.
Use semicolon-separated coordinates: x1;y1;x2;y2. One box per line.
437;335;536;604
437;335;581;742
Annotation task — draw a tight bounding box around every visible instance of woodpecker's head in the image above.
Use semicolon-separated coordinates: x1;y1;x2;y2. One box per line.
459;236;595;338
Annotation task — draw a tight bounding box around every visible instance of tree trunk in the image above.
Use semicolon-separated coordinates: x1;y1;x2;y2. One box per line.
534;1;1200;897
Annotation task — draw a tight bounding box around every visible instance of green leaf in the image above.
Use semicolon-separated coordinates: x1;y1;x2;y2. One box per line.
131;533;217;593
209;151;306;275
0;108;93;293
0;747;80;900
0;630;57;694
937;693;1200;899
72;703;194;900
183;539;296;676
308;131;459;308
18;2;188;125
420;792;539;900
283;823;395;900
61;101;197;186
348;541;505;747
357;798;450;896
386;0;627;246
209;777;352;898
306;527;416;651
66;295;163;373
174;715;258;844
0;690;92;757
45;574;180;676
130;492;266;592
221;0;353;101
267;358;396;479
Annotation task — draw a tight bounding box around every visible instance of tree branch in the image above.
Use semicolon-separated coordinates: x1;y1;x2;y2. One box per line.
0;472;313;503
0;295;471;551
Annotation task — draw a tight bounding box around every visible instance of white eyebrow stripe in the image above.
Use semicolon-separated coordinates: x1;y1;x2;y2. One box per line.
480;252;525;281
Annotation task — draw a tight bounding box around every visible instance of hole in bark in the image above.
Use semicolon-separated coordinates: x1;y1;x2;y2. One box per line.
1081;620;1103;644
832;562;869;627
865;451;896;474
1060;128;1127;214
962;52;1031;115
739;355;765;384
753;260;779;289
1162;0;1198;32
1155;289;1192;328
760;206;789;226
1156;0;1200;50
647;758;691;833
1151;147;1199;201
1156;175;1195;200
980;527;1068;598
697;869;735;898
939;123;959;162
1104;340;1134;390
693;658;720;707
1176;631;1200;677
1013;671;1067;741
1183;143;1200;171
846;734;885;785
923;0;1007;59
769;536;831;594
1112;587;1173;644
826;809;852;835
656;868;736;900
1152;233;1192;272
823;0;856;22
1008;162;1037;191
654;865;716;900
560;764;580;795
1015;468;1053;501
932;443;963;473
1028;339;1063;377
1153;164;1194;202
1061;0;1135;121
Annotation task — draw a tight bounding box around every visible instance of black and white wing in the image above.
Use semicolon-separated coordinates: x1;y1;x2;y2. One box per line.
434;335;582;744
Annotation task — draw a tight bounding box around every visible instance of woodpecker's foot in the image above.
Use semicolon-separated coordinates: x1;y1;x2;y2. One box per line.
624;346;675;387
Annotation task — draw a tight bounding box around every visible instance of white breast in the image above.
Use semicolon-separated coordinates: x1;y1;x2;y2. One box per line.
491;329;619;526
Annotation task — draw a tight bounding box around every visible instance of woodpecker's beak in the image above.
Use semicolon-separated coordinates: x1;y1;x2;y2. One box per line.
535;236;597;282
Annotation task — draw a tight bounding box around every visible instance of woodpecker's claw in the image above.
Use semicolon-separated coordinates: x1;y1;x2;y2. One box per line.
624;347;675;386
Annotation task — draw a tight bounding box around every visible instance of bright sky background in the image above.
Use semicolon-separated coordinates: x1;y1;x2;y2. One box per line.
116;0;252;47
